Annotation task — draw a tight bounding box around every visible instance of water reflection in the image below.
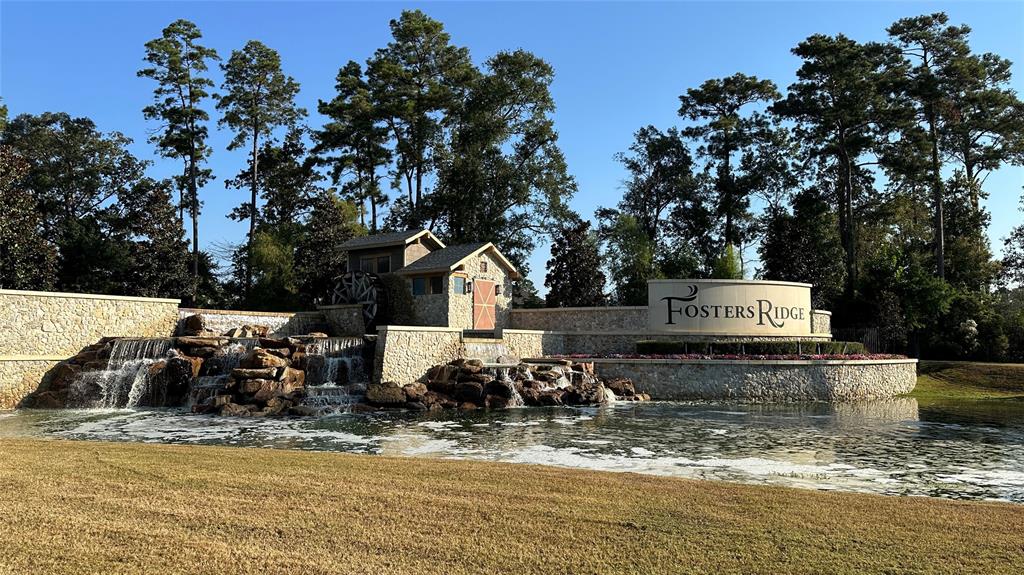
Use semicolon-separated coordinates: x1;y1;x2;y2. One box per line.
2;397;1023;502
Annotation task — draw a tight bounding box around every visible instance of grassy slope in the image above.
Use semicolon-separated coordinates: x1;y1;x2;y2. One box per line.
1;439;1022;575
913;361;1024;402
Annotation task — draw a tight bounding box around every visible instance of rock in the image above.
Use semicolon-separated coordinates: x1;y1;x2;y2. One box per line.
239;349;289;369
288;405;322;417
223;325;267;338
176;336;229;350
458;402;479;410
572;362;595;376
28;391;62;409
604;378;635;397
458;373;494;384
71;349;101;365
460;364;483;375
46;363;81;393
366;382;407;405
405;401;428;411
427;364;459;383
307;332;329;338
259;337;290;349
427;379;454;395
266;347;291;360
232;367;281;381
495;354;520;365
484;379;515;400
538;389;565;406
219;403;256;417
280;368;305;394
465;358;485;368
182;314;206;336
403;382;428;402
454;381;484;403
251;380;284;403
485;395;509;409
290;352;308;371
350;403;379;414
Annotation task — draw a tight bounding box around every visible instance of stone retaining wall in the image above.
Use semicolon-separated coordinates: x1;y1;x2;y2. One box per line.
375;326;464;385
176;308;327;337
501;329;830;358
1;289;180;357
588;358;917;401
511;306;834;336
316;305;364;336
0;289;181;409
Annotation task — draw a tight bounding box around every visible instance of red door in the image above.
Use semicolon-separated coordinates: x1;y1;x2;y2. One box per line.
473;280;496;330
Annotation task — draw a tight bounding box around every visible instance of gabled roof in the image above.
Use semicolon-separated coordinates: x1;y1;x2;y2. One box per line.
338;229;445;251
396;242;521;280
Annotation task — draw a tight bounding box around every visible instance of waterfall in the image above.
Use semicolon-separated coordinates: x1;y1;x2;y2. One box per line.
305;337;368;386
71;338;173;408
463;341;512;363
483;365;525;407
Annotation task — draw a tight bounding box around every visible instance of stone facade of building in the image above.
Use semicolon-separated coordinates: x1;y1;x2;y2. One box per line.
374;326;464;385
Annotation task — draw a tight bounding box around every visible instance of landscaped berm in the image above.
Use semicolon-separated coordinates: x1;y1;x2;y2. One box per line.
1;438;1022;575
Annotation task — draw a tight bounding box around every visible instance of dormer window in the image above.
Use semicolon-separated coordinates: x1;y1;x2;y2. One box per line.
359;254;391;274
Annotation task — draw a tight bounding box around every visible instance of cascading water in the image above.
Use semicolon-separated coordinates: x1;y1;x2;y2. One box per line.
187;339;259;407
463;340;513;363
305;337;368;386
71;338;173;408
483;364;525;407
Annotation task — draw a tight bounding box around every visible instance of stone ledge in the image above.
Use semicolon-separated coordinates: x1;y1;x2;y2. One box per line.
179;307;320;317
0;355;69;362
564;357;918;366
503;329;830;339
0;289;180;304
647;279;813;288
377;325;464;334
511;306;648;313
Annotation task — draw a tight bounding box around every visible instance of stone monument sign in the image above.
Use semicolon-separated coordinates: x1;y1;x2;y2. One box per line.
647;279;813;336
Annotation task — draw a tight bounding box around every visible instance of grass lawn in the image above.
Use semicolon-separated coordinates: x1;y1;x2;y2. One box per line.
1;438;1022;575
913;361;1024;401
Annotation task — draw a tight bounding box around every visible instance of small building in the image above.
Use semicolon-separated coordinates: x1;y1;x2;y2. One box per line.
339;230;521;331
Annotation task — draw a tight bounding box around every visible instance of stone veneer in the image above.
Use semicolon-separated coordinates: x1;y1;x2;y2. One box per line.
0;289;181;409
501;329;830;358
2;289;180;357
317;304;365;336
177;308;329;337
511;306;834;336
374;326;465;385
587;358;918;401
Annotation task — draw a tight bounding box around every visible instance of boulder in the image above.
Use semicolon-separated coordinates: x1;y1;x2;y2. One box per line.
219;402;256;417
239;349;289;369
182;314;206;336
366;382;407;406
288;405;322;417
307;332;329;338
458;402;479;410
427;364;459;383
403;382;428;402
454;381;484;403
280;368;305;394
485;395;509;409
46;363;81;394
176;336;229;350
604;378;636;397
27;391;62;409
258;337;290;349
483;379;515;400
232;367;281;381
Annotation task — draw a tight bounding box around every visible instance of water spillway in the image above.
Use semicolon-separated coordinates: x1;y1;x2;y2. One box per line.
304;337;369;386
70;338;174;408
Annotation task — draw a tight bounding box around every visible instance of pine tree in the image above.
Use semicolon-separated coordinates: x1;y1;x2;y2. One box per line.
217;40;304;298
138;19;219;302
544;219;607;308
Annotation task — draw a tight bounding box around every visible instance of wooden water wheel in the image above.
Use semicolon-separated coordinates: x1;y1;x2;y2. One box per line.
330;271;386;330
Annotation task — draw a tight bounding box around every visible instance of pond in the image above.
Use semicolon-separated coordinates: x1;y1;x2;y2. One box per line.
2;398;1023;502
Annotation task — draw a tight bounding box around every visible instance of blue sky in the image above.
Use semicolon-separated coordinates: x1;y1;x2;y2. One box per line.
3;1;1023;292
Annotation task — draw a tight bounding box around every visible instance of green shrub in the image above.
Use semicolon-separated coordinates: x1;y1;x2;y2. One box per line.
743;341;801;355
636;340;687;354
377;273;418;327
818;341;866;355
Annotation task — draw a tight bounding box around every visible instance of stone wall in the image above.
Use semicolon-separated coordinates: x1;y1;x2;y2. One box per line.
1;289;180;357
590;358;917;401
0;289;181;409
317;304;365;336
511;306;835;336
812;311;832;335
501;329;830;358
510;306;648;332
412;293;449;327
0;358;61;409
176;308;327;337
374;326;464;384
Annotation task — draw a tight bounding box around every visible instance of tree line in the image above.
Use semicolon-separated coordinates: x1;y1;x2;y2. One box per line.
0;10;572;310
543;13;1024;361
1;11;1023;360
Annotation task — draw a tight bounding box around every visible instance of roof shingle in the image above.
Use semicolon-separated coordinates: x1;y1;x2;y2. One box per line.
338;230;432;251
397;243;490;274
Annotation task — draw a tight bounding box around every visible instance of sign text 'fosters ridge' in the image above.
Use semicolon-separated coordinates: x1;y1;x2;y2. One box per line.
647;280;813;336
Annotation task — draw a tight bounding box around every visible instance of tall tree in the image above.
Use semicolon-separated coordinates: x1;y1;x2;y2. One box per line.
217;40;304;297
888;13;972;279
773;35;910;296
544;218;607;308
597;214;660;306
0;145;58;290
678;73;780;251
430;49;576;269
365;9;475;226
315;61;392;232
294;193;364;306
138;19;219;302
